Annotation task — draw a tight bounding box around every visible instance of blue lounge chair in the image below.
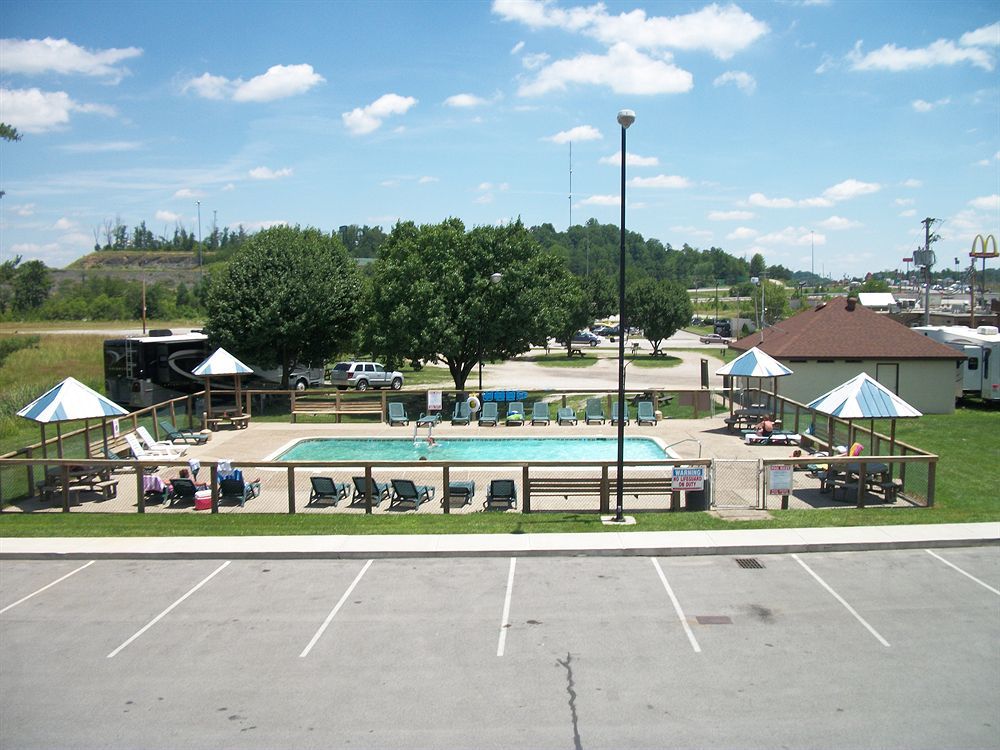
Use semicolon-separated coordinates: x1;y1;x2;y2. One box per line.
387;402;409;426
611;401;630;426
417;412;441;426
636;401;657;426
167;477;200;507
451;401;471;425
221;476;261;507
557;407;578;426
484;479;517;511
444;480;475;508
531;402;550;425
158;419;209;445
389;478;435;510
505;401;525;426
308;476;348;506
585;398;606;425
479;402;499;426
351;475;390;506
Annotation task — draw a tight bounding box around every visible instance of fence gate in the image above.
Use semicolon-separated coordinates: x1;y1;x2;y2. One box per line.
711;459;761;509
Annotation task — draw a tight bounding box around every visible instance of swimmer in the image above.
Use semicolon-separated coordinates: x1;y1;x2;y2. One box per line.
426;436;438;448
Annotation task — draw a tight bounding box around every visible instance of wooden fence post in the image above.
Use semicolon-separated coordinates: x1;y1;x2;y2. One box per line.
287;466;296;513
136;468;145;513
211;464;219;513
442;466;450;514
522;466;530;513
364;466;373;514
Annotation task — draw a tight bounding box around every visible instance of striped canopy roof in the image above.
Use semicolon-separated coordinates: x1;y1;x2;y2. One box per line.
807;373;922;419
192;348;253;377
17;377;129;423
716;346;793;378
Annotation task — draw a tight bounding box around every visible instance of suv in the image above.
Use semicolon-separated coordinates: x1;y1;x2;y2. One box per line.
329;361;404;391
572;331;601;347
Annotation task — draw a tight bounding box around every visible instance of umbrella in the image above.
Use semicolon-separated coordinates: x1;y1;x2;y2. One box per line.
716;346;793;417
17;376;129;459
193;348;254;419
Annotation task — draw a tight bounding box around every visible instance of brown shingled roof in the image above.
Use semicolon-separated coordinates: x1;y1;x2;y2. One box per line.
730;296;963;359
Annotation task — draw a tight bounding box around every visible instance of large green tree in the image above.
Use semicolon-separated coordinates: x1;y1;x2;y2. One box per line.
12;260;52;312
363;218;565;389
628;278;693;355
204;225;360;387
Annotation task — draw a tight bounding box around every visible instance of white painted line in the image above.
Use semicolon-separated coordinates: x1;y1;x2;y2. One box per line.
926;550;1000;596
107;561;230;658
497;557;516;657
299;559;373;658
0;560;95;615
651;558;701;653
792;554;890;647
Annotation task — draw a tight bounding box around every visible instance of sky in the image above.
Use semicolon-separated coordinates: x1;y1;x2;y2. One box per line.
1;1;998;277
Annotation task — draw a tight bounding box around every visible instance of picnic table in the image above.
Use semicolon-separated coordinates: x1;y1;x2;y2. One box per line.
207;413;250;430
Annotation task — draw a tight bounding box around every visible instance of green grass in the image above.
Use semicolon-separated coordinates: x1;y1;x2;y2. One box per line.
628;354;683;368
525;353;599;368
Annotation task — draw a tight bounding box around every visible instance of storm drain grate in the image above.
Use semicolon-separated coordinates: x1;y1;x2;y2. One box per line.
735;558;765;569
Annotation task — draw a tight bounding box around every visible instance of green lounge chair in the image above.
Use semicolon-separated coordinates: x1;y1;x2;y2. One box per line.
585;398;606;425
387;402;409;426
478;402;499;426
307;476;348;506
505;401;525;426
167;477;200;507
444;480;475;508
557;407;578;425
484;479;517;511
531;402;551;425
221;476;261;507
389;478;435;510
636;401;657;426
351;476;390;506
611;401;630;426
451;401;471;425
158;419;209;445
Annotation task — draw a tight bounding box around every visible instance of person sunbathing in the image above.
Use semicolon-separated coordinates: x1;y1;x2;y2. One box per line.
754;416;775;437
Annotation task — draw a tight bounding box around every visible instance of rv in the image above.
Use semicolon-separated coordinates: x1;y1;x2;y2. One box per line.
914;325;1000;402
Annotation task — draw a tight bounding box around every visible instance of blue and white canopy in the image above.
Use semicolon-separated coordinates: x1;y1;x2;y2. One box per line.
17;377;129;424
192;348;253;377
716;347;793;378
807;373;922;419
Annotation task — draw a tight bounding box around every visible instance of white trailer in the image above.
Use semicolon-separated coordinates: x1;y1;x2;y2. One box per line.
914;325;1000;402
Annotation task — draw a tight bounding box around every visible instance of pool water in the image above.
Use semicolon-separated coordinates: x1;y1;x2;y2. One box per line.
275;437;669;462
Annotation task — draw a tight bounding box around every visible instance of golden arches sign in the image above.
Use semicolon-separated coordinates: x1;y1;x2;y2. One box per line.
970;234;998;259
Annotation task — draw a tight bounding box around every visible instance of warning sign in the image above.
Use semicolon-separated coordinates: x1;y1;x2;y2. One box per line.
768;464;793;495
671;466;705;491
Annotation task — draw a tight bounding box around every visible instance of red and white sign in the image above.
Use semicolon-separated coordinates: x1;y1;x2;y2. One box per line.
768;464;794;495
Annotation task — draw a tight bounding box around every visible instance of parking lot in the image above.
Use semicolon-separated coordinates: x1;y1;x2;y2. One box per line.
2;548;998;749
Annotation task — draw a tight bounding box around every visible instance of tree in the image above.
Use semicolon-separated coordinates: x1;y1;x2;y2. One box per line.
628;278;693;355
12;260;52;312
550;271;617;355
859;277;891;293
0;255;22;313
749;253;766;278
363;218;564;389
0;123;20;142
204;225;360;387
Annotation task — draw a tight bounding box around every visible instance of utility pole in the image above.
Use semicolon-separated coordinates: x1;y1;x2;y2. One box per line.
917;217;940;326
196;201;203;268
568;142;572;230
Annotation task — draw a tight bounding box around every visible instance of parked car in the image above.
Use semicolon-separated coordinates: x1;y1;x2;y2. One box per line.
572;331;602;347
329;361;404;390
251;363;325;391
699;333;732;345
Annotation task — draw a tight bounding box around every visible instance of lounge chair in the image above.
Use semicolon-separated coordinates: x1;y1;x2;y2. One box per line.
611;401;630;426
125;433;181;461
742;430;801;446
389;478;435;510
351;476;391;506
451;401;471;425
636;401;657;426
136;426;187;457
387;402;409;426
478;402;499;426
505;401;525;426
158;419;209;445
531;402;551;426
484;479;517;511
307;476;348;506
444;480;475;508
220;476;261;507
167;477;200;507
557;406;578;426
417;412;441;426
585;398;606;425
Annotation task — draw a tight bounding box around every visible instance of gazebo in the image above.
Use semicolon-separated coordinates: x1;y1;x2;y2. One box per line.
192;348;254;428
716;346;793;419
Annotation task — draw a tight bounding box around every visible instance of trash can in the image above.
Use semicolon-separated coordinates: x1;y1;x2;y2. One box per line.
685;477;711;511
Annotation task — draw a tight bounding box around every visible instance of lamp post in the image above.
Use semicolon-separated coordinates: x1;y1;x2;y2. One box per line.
196;200;202;268
615;109;635;523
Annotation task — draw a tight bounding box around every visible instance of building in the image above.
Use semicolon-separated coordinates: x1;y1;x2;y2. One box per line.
729;296;965;413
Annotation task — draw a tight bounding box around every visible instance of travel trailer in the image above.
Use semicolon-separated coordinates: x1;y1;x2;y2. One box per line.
914;325;1000;402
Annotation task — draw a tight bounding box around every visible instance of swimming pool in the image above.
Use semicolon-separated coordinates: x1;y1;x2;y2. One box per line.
273;437;672;463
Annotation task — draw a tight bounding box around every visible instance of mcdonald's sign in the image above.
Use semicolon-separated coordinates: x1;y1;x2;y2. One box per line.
970;234;998;259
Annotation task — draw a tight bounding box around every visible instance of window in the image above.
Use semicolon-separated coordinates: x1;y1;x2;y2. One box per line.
967;356;979;371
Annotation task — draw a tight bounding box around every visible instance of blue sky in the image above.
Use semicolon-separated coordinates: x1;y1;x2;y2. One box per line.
1;0;997;277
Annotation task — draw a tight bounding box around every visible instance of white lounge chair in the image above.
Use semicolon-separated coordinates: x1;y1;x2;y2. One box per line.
125;432;183;461
136;426;187;457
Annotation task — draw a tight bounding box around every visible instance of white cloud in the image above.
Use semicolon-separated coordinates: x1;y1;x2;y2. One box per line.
519;43;693;97
756;226;824;246
672;225;713;241
173;188;204;198
912;97;950;112
847;38;994;72
822;178;881;202
10;203;35;216
899;209;917;217
546;125;602;144
342;93;417;135
579;194;620;206
521;52;551;70
418;176;439;184
901;178;922;188
52;217;75;231
969;194;1000;211
708;209;754;221
895;198;914;206
713;70;756;94
248;166;293;180
0;37;141;82
155;210;181;223
0;87;116;133
444;93;488;108
959;22;1000;48
222;183;236;192
380;179;399;188
599;150;659;166
492;0;769;60
510;41;525;55
819;215;862;230
747;192;797;208
475;192;495;204
183;64;324;102
629;174;691;189
58;140;142;153
727;227;758;240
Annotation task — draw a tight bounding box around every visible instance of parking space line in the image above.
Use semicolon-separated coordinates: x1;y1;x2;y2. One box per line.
496;557;516;657
792;554;890;647
0;561;95;615
651;558;701;653
299;559;373;658
106;561;231;658
926;550;1000;596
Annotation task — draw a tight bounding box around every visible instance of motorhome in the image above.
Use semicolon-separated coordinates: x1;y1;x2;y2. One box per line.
913;325;1000;402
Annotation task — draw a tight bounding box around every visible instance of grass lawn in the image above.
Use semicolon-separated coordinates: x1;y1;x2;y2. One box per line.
525;353;599;368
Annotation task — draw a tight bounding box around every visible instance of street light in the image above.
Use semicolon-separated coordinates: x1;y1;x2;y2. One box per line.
615;109;634;523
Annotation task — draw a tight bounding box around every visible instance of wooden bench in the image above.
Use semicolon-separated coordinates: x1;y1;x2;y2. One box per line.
291;399;384;423
525;475;680;511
